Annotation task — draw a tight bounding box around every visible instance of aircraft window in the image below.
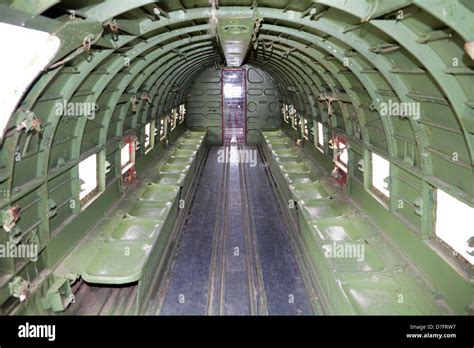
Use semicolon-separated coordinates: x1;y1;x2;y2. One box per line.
160;117;167;141
171;109;177;131
333;134;348;172
144;122;153;154
317;122;324;152
292;114;300;130
283;104;289;123
121;138;136;174
179;104;186;124
288;104;295;127
371;153;390;198
435;189;474;265
78;153;98;203
302;117;309;140
339;145;348;166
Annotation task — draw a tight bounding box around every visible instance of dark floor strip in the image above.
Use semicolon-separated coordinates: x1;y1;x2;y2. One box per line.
222;146;251;314
207;146;229;315
246;146;313;315
159;147;222;315
158;145;313;315
240;145;268;315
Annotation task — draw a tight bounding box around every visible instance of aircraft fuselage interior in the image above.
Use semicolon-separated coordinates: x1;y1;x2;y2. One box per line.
0;0;473;321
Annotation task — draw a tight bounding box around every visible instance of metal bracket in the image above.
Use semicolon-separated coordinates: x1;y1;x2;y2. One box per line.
105;160;111;174
465;41;474;60
252;9;263;43
141;92;152;104
8;276;30;302
104;19;119;32
318;93;338;116
2;205;20;233
413;196;423;216
358;159;365;172
48;35;96;70
40;278;75;312
123;166;137;185
281;48;296;60
131;95;139;112
47;199;57;218
467;237;474;256
16;111;43;137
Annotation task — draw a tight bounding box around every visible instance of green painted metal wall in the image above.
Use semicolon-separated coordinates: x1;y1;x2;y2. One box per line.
293;138;473;315
0;0;472;315
186;65;282;144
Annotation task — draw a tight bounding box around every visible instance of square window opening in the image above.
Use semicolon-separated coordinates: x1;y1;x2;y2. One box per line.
302;118;309;140
288;105;296;128
283;104;289;123
317;122;324;152
171;109;177;131
121;138;136;174
160;117;167;141
179;104;186;124
371;152;390;198
79;153;99;204
435;189;474;265
333;134;348;173
144;122;154;154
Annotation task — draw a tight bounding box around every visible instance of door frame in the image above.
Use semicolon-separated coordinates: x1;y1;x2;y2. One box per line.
221;67;247;144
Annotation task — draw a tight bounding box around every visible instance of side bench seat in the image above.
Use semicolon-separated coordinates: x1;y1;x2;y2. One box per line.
54;131;207;294
261;130;450;315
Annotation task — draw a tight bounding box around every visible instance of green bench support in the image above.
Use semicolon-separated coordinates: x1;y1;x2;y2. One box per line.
53;131;207;313
261;130;451;315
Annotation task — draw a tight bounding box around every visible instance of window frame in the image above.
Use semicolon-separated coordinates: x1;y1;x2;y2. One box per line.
170;109;177;131
302;117;309;140
288;104;296;128
333;133;348;173
178;104;186;124
435;189;474;265
78;153;100;208
144;121;154;154
160;116;167;141
371;152;390;199
121;136;136;175
316;122;325;152
282;104;289;123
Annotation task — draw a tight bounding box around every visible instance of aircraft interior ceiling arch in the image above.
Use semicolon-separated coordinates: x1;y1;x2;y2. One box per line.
0;0;472;318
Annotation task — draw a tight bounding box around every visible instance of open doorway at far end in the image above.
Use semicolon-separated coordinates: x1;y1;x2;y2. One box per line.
222;68;247;144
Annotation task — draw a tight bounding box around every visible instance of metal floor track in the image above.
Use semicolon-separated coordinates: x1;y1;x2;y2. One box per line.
153;145;313;315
